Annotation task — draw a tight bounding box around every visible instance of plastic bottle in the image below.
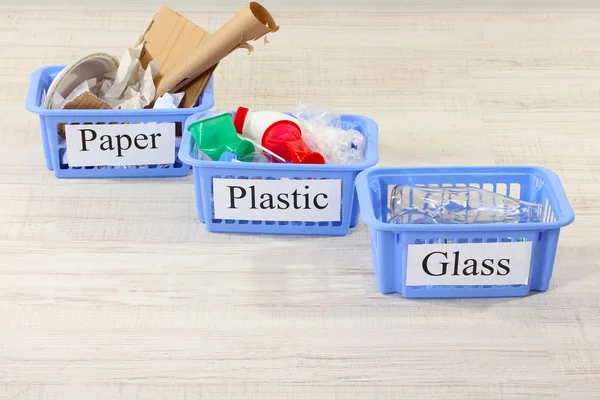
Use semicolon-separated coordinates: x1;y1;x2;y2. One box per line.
389;185;544;224
187;113;255;161
233;107;325;164
233;107;298;142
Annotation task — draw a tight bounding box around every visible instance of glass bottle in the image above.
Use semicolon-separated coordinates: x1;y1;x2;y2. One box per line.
389;185;543;224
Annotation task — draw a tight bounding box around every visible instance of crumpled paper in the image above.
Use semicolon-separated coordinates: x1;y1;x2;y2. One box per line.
54;45;177;110
102;46;159;109
152;92;184;109
56;78;102;108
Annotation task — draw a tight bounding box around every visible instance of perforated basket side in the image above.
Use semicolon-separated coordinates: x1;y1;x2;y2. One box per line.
179;113;379;236
26;65;215;178
356;166;574;298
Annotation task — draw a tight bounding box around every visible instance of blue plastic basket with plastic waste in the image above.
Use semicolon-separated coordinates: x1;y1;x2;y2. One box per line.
355;166;574;298
25;65;215;178
178;111;379;236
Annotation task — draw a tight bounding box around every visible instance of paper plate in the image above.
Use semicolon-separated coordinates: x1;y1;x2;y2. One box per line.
45;52;119;109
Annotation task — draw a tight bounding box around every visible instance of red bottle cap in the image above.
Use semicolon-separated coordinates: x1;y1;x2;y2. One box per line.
233;106;250;134
297;151;325;164
262;120;325;164
261;120;303;146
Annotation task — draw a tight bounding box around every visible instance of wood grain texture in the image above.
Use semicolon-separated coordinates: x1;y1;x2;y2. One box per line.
3;0;600;12
1;5;600;400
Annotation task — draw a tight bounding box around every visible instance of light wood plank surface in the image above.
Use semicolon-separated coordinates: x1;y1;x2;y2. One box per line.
4;0;600;12
1;5;599;400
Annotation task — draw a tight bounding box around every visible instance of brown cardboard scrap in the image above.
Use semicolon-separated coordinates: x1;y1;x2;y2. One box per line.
139;6;215;109
57;93;111;135
153;2;279;101
63;91;111;110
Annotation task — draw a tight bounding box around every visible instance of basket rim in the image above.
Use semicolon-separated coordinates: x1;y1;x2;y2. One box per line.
355;165;575;232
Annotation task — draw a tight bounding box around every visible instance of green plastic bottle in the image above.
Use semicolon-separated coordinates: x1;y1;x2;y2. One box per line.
187;113;255;161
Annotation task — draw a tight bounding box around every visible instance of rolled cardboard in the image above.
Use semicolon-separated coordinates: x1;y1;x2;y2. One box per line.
153;2;278;101
139;6;215;109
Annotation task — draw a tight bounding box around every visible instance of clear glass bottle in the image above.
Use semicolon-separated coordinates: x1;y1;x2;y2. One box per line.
389;185;543;224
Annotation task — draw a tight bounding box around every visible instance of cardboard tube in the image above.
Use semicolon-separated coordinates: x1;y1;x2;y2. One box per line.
154;2;278;100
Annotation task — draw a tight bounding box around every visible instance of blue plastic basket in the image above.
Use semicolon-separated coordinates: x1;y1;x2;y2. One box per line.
178;112;379;236
25;65;215;178
356;166;575;298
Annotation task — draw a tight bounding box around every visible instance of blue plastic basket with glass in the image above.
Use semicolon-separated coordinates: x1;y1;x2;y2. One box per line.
356;166;574;298
25;65;215;178
178;111;379;236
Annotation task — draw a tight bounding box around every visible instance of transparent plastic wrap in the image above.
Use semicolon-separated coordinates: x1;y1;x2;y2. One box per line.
195;109;232;121
293;102;366;165
389;185;544;225
294;102;342;129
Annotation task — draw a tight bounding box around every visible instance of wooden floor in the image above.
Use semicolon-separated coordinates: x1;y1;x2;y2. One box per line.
1;3;600;399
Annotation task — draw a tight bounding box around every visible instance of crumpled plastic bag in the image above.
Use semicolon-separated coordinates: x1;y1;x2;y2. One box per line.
293;102;366;165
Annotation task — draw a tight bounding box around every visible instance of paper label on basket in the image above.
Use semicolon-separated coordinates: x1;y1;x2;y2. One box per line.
406;241;533;286
212;178;342;222
64;123;176;167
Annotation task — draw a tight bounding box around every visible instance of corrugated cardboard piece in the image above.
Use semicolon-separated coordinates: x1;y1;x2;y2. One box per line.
152;2;279;102
56;3;278;110
63;92;111;110
138;6;216;109
57;92;111;134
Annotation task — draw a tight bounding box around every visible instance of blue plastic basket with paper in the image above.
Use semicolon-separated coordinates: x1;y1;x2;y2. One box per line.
178;112;379;236
25;65;215;178
355;166;574;298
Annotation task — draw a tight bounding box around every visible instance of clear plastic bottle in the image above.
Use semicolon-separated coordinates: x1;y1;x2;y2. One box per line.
389;185;543;224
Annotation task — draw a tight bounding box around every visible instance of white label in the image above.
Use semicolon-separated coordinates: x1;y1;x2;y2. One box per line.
65;123;176;167
212;178;342;222
406;242;533;286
